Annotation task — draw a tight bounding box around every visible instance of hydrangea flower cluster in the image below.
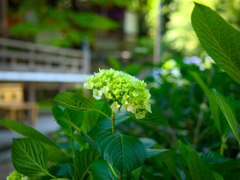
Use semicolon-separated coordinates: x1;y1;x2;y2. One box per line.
84;68;151;119
7;171;28;180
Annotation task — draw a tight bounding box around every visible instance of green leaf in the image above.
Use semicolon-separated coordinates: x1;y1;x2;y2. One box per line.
52;91;100;112
210;159;240;179
89;115;130;140
11;138;49;177
0;119;68;163
146;149;174;160
96;131;146;175
126;112;168;126
187;152;223;180
191;3;240;85
80;101;111;133
108;56;122;70
201;151;227;164
52;106;83;136
75;149;100;180
139;138;156;148
125;63;142;76
208;89;240;144
177;140;223;180
91;160;118;180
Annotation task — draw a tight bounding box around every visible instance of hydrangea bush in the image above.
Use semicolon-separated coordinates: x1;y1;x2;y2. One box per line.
0;69;168;179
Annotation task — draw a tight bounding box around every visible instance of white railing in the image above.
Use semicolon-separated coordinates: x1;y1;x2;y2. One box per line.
0;38;90;74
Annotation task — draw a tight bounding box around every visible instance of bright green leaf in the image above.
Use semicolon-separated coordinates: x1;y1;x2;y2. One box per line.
108;56;122;70
11;138;49;177
208;89;240;144
191;3;240;85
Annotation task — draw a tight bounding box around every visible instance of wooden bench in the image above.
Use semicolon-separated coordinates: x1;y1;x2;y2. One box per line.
0;83;38;125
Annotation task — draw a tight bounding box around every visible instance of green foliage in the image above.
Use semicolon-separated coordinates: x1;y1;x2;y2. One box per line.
0;119;69;163
91;160;119;180
192;3;240;85
96;131;146;175
11;138;49;177
75;149;100;180
178;141;223;180
125;111;168;126
208;90;240;144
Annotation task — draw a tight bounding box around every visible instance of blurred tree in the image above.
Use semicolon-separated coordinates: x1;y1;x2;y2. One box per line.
162;0;240;57
7;0;126;47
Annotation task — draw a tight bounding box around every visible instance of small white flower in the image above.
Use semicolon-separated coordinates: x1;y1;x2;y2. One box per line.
101;86;109;94
145;104;152;113
120;105;127;112
93;89;102;100
84;81;94;89
136;111;146;119
110;101;120;113
126;104;133;112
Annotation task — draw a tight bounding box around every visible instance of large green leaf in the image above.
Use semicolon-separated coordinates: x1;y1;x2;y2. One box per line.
75;149;100;180
126;112;168;126
208;89;240;144
52;91;99;112
11;138;49;177
91;160;118;180
191;3;240;85
0;119;68;163
96;131;146;175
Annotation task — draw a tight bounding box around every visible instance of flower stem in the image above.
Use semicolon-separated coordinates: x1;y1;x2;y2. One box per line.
111;111;115;133
119;171;123;180
71;129;76;180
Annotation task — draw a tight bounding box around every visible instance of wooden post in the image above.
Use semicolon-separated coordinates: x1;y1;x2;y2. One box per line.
0;0;8;38
82;38;91;74
153;0;162;65
28;82;36;102
0;0;8;65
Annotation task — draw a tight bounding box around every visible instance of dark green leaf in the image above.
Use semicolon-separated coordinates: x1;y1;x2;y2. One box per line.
52;91;99;112
126;112;168;126
11;138;49;177
75;149;100;180
201;151;227;164
178;140;223;180
91;160;118;180
80;101;111;133
208;89;240;144
191;3;240;85
146;149;174;160
187;152;223;180
89;115;130;140
96;131;146;175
